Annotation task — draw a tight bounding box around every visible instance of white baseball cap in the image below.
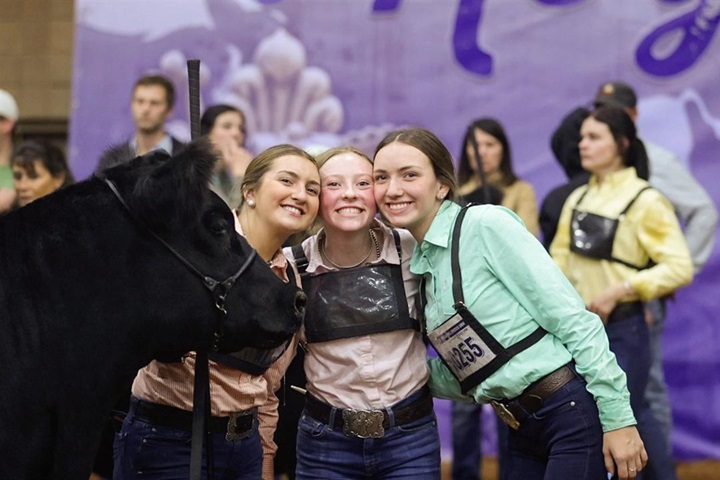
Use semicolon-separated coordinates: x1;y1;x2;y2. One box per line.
0;89;19;122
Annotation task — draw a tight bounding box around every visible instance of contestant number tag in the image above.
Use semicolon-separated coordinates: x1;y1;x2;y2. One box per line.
428;312;496;381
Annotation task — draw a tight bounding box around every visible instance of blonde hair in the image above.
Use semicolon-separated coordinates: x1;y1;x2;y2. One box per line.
314;146;372;170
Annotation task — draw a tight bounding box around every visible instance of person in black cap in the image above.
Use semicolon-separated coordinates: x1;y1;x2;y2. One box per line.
539;107;591;250
544;80;717;480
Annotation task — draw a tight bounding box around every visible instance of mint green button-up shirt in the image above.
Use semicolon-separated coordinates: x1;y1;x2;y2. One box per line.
413;201;635;432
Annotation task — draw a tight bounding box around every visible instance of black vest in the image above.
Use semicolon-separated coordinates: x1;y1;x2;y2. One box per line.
570;186;652;270
292;229;419;344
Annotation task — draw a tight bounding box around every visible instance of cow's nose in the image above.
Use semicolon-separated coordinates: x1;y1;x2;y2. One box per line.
294;290;307;321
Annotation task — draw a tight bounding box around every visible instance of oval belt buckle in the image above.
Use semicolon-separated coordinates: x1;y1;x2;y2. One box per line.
490;400;521;430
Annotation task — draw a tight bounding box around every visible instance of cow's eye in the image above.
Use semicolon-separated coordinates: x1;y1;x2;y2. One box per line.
204;212;229;236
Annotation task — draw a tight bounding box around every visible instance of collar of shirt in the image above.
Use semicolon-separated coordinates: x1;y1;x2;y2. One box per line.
588;166;638;190
299;219;402;274
130;133;174;155
418;200;459;251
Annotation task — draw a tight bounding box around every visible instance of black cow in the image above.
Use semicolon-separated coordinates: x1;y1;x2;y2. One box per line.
0;141;304;479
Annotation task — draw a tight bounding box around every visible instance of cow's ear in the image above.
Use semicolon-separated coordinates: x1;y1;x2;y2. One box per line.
132;139;220;229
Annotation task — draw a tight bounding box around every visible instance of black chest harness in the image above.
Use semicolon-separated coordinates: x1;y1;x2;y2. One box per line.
570;186;652;270
292;229;419;343
422;205;546;394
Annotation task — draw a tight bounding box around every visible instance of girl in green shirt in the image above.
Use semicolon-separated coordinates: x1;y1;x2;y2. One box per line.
372;128;647;480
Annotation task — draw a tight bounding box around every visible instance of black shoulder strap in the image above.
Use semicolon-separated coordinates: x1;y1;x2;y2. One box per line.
391;228;402;261
451;206;472;307
573;185;591;208
291;244;309;275
619;186;653;216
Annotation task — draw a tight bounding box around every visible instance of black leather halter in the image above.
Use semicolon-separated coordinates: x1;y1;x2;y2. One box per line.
104;178;257;348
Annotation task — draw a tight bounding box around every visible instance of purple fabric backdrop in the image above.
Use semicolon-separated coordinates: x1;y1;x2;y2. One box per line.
70;0;720;461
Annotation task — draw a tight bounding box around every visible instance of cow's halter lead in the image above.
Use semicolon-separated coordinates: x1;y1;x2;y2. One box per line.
104;178;256;348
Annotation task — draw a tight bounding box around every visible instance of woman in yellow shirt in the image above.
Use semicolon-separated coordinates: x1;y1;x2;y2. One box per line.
550;105;692;480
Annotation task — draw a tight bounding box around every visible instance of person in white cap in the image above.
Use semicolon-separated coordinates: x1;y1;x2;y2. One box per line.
0;88;19;212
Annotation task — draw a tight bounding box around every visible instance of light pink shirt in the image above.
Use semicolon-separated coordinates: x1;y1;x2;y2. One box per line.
132;215;298;479
285;220;429;409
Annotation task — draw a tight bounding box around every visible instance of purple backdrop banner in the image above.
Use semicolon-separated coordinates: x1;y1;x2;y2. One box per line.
70;0;720;461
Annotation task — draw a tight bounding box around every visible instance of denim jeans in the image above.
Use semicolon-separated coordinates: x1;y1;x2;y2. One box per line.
505;375;607;480
606;314;677;480
645;298;672;447
295;390;441;479
113;399;262;480
450;402;508;480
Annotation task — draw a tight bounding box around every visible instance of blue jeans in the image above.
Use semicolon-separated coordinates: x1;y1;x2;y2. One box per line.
645;298;672;448
505;375;607;480
606;314;677;480
113;399;262;480
450;402;508;480
295;391;441;479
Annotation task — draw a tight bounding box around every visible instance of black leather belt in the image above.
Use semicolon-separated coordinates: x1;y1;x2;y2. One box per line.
304;387;434;438
607;302;644;324
131;397;256;441
491;364;576;430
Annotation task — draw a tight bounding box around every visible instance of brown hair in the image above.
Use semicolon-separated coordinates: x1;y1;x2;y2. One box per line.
133;74;176;109
374;128;458;201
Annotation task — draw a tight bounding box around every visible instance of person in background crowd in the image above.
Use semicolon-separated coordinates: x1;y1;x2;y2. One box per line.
457;118;539;236
539;107;591;250
10;140;74;209
96;74;185;173
0;88;19;213
114;145;320;480
550;106;694;480
453;117;539;480
373;127;647;480
541;83;718;467
200;104;253;207
285;146;440;479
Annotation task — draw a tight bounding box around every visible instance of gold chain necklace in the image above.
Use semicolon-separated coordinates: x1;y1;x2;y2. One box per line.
320;229;380;269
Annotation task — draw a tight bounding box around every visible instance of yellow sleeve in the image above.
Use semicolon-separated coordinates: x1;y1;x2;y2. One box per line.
509;180;540;237
628;193;694;300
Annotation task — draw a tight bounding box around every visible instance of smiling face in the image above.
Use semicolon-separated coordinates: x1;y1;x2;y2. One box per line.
245;154;320;238
579;116;624;178
465;127;503;177
373;142;449;242
319;151;376;234
13;160;65;207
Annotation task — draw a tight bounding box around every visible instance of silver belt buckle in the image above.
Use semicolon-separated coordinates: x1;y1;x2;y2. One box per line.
342;409;385;438
490;400;521;430
226;410;254;441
